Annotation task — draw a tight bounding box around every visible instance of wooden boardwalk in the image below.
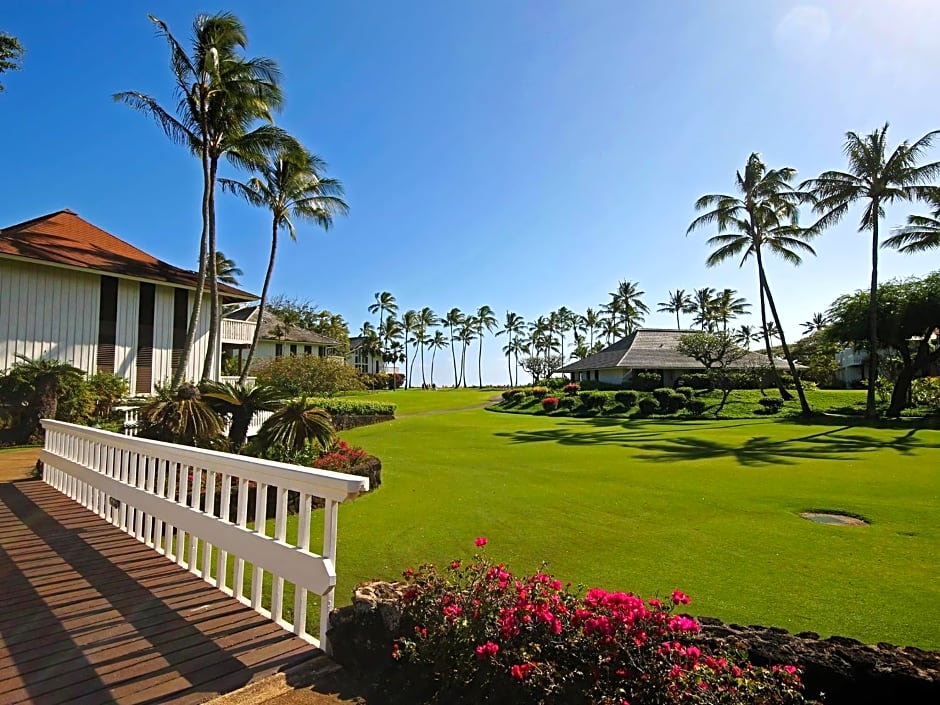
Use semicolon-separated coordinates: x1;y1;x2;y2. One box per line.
0;479;318;705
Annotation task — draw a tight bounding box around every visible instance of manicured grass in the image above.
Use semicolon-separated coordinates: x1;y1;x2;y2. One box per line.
344;388;498;415
306;406;940;649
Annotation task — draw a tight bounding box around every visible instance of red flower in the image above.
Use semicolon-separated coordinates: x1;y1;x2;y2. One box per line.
475;536;488;547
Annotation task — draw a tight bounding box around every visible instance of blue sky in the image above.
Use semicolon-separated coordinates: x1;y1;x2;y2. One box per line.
2;1;938;385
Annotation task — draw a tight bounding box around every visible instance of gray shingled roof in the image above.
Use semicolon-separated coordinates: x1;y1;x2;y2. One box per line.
224;306;342;346
559;329;795;372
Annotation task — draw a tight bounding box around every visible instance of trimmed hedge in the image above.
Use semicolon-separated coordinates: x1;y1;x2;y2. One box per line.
614;390;638;407
309;397;397;416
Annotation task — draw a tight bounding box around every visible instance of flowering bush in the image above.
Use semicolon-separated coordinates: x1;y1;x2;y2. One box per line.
312;439;369;473
541;396;560;411
395;543;812;705
531;386;550;400
563;383;580;395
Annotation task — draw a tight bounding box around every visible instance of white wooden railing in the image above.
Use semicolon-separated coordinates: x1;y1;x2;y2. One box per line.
220;375;257;388
115;405;140;436
221;318;256;345
39;419;368;653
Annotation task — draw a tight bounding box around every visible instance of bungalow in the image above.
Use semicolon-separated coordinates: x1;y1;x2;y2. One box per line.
346;335;383;375
0;209;257;394
558;328;791;387
222;305;344;374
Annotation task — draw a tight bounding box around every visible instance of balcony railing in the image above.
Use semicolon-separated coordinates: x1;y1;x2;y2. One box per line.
39;420;368;653
221;318;256;345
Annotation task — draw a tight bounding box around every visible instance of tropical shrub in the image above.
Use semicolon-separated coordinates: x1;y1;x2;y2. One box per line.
254;355;366;397
395;542;810;705
675;373;713;390
563;383;580;395
912;377;940;408
637;397;658;417
255;397;335;453
675;386;694;400
686;398;707;416
312;439;369;473
530;386;549;400
557;396;578;411
87;372;130;418
632;371;661;391
201;381;283;450
139;383;225;447
541;396;559;412
757;397;785;414
613;390;638;407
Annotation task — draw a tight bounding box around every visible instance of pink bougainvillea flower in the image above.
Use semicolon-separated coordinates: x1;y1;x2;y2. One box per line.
671;589;691;605
475;537;488;547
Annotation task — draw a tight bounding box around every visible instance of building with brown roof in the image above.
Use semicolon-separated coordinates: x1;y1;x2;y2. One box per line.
0;209;257;394
558;328;794;387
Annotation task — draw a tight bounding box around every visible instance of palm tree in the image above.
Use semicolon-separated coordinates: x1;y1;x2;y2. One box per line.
401;310;418;389
255;397;334;453
414;307;437;387
609;280;649;334
690;287;717;331
802;124;940;419
554;306;575;361
380;316;403;389
139;383;224;447
0;32;25;93
496;311;526;386
427;330;448;388
116;13;285;385
214;251;243;286
712;289;750;331
473;305;498;388
688;152;814;415
735;324;759;350
657;290;694;330
801;313;828;336
885;194;940;253
201;380;281;450
368;292;398;369
579;307;601;349
761;321;780;345
458;317;477;388
600;315;621;345
444;308;464;387
220;142;347;383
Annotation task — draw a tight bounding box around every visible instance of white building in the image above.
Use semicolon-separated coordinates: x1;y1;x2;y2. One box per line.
346;335;383;375
0;209;257;394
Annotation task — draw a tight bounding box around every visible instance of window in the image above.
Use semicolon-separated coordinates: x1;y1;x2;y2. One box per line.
275;343;283;357
135;283;155;395
171;288;188;373
290;344;298;356
304;345;313;356
96;276;118;374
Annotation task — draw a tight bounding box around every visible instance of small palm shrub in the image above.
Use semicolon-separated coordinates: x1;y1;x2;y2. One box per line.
255;397;335;453
758;397;785;414
613;390;638;407
541;397;559;412
201;381;283;450
139;383;224;447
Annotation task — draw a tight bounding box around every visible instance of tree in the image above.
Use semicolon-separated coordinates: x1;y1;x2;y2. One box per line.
676;331;748;416
221;142;347;383
802;124;940;419
657;290;694;330
214;251;243;286
427;330;448;388
885;194;940;253
801;313;827;336
380;316;404;388
116;13;285;385
520;354;561;384
497;311;526;386
735;324;759;350
369;292;398;368
712;289;750;331
609;280;648;334
266;296;350;346
826;271;940;416
413;307;437;387
6;356;83;443
444;308;464;388
401;310;418;389
252;355;364;397
474;305;498;388
690;287;717;331
554;306;575;362
579;307;602;349
458;317;477;388
201;380;281;450
688;152;814;415
0;32;24;92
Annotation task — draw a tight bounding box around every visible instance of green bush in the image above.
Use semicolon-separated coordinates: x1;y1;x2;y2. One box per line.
686;398;707;416
757;397;785;414
577;379;623;391
254;355;366;397
675;386;694;400
541;397;560;412
613;390;638;407
637;397;658;417
632;372;661;392
87;372;129;418
557;396;579;410
727;371;761;390
307;397;396;416
653;388;686;415
531;386;549;400
675;373;712;390
578;391;608;410
501;389;523;401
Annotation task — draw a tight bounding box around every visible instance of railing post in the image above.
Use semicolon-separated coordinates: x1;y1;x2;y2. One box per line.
320;498;339;653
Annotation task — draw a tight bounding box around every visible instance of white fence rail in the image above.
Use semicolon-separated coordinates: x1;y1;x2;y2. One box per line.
220;375;257;388
39;419;368;653
221;318;256;344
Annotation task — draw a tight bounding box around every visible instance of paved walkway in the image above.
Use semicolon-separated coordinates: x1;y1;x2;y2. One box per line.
0;479;318;704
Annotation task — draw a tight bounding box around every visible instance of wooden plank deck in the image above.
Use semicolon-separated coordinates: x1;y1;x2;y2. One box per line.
0;479;319;705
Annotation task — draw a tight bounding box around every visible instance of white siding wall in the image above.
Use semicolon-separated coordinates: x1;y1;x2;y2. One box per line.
253;340;323;362
0;259;99;374
114;278;139;390
151;286;175;391
188;294;213;383
599;368;626;386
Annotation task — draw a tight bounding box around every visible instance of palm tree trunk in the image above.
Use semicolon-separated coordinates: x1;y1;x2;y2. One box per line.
409;344;419;387
676;310;680;330
239;217;278;384
430;348;437;387
403;333;410;389
477;335;484;388
202;156;221;381
171;143;212;388
449;324;458;387
758;257;810;415
756;259;791;400
419;339;426;386
866;215;880;420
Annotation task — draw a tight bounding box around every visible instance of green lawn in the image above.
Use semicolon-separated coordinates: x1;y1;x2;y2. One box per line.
344;388;498;415
307;395;940;649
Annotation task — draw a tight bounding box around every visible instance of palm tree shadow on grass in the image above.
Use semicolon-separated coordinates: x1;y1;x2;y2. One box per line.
494;423;940;467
